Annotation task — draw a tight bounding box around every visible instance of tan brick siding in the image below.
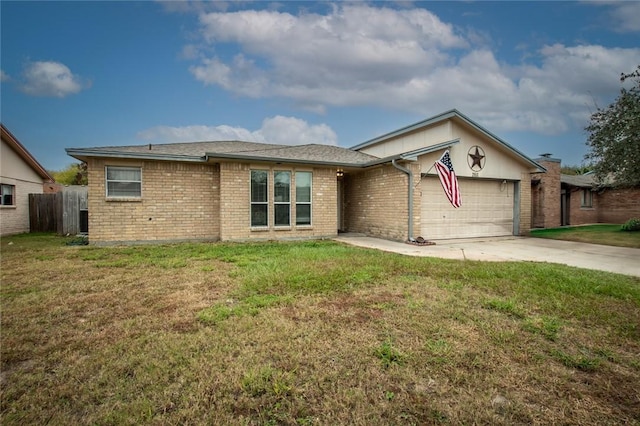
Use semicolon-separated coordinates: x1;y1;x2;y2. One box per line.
344;163;418;241
519;172;532;235
87;159;220;244
0;180;43;236
219;162;337;241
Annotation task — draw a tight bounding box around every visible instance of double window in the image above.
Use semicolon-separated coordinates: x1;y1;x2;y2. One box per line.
250;170;312;228
1;184;15;206
106;166;141;198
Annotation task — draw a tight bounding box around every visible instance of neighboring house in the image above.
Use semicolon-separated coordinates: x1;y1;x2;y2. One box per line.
532;157;640;227
1;124;55;236
66;109;545;245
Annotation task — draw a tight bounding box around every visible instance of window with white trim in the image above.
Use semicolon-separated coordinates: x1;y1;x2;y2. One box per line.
1;184;15;206
274;171;291;226
581;189;593;208
295;172;312;226
106;166;142;198
251;170;268;227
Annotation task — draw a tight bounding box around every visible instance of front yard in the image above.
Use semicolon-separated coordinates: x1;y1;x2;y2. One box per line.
530;224;640;248
1;234;639;425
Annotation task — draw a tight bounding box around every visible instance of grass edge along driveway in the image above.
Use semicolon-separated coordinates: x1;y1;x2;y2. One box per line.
530;224;640;248
1;233;639;425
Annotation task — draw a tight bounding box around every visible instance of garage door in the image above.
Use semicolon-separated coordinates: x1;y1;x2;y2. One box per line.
421;177;514;239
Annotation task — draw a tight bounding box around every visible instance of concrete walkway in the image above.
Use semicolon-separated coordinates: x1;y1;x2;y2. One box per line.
334;234;640;277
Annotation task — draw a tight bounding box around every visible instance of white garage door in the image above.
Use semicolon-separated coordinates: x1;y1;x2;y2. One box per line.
421;177;514;239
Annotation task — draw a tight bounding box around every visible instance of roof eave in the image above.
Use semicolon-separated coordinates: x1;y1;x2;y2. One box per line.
2;124;54;182
351;109;545;172
351;109;459;150
205;152;369;167
65;148;206;163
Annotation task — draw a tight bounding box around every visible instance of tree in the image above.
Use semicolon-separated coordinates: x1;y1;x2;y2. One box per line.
50;162;88;185
561;164;593;176
585;65;640;187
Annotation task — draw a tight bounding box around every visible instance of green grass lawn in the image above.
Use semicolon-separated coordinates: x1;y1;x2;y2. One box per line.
530;224;640;248
1;233;639;425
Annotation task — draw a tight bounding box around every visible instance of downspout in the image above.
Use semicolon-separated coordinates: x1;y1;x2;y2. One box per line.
391;159;413;241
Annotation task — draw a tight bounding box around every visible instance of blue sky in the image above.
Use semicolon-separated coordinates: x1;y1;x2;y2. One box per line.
2;1;639;171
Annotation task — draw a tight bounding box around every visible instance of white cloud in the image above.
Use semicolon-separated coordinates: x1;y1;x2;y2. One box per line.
259;116;337;146
0;70;10;82
190;4;465;99
608;2;640;33
137;124;261;143
19;61;88;98
184;3;640;135
136;116;338;146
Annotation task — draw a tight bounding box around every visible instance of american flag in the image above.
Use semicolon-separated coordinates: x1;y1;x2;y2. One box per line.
434;150;461;208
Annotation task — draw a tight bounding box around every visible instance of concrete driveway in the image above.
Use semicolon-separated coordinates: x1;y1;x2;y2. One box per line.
334;234;640;277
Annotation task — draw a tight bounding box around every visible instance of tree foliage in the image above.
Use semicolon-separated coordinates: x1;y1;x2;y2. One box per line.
50;163;88;185
561;164;593;176
585;66;640;187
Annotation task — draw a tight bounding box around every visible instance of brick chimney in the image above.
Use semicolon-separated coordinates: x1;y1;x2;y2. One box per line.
531;155;561;228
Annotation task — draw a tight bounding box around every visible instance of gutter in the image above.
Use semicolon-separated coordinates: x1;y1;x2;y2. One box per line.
65;148;206;163
391;159;414;241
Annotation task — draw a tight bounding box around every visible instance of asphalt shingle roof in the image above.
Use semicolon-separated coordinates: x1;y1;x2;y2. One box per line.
561;174;595;188
67;140;379;166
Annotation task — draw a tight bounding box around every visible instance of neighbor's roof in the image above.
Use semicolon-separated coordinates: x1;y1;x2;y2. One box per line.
351;109;545;172
66;140;379;167
561;174;595;188
1;124;54;182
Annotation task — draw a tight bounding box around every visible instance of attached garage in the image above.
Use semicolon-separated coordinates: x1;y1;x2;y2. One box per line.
420;177;516;239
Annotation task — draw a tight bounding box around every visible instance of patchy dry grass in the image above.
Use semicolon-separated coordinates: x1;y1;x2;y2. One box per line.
530;224;640;248
1;233;639;425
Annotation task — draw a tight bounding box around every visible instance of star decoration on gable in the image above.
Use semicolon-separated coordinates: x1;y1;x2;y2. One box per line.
467;146;486;171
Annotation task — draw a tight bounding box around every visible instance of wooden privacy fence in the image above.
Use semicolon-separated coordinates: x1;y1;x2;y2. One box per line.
29;193;58;232
29;187;88;235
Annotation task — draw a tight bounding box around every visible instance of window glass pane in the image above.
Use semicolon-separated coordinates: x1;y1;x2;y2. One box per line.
275;204;290;226
296;204;311;225
106;167;141;197
251;204;268;227
582;189;592;207
274;171;290;202
1;184;14;205
107;167;140;181
296;172;311;202
251;170;267;203
108;182;141;197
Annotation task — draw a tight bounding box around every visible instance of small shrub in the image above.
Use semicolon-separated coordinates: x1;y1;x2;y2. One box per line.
621;218;640;232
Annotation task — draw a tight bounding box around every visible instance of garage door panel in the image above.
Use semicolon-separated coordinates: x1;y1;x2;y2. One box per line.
421;177;514;239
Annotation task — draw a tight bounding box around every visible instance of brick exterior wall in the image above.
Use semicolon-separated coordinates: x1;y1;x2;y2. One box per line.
0;180;43;236
343;163;420;241
519;172;532;235
567;187;640;225
566;187;598;225
219;162;338;241
596;188;640;223
531;158;561;228
87;158;220;244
